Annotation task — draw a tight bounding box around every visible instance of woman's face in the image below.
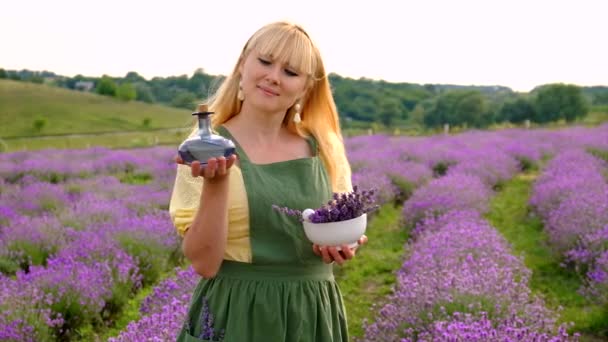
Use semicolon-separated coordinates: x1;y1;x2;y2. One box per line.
239;50;309;116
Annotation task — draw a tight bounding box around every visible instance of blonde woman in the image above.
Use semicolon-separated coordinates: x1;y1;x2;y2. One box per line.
170;21;367;341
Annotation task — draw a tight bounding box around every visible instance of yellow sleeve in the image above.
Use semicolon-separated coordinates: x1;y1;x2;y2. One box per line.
169;164;203;237
168;164;252;262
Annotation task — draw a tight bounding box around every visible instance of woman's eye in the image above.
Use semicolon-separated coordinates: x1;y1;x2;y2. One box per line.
258;58;271;65
284;69;299;77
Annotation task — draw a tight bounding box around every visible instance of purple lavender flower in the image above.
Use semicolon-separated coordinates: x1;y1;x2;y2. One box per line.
362;210;570;341
273;186;379;224
402;173;492;228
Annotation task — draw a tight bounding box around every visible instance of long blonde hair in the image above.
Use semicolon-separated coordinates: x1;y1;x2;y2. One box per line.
194;21;351;191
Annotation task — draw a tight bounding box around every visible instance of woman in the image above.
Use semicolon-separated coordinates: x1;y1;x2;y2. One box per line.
169;21;366;341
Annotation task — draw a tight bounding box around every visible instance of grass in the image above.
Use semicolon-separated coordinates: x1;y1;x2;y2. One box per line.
333;204;409;339
0;128;188;152
0;79;192;138
485;173;608;340
583;108;608;125
75;286;153;342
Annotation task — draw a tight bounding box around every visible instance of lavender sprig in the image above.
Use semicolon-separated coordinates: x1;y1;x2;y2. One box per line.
273;186;379;224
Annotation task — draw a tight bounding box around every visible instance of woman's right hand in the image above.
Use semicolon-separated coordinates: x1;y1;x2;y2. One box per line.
175;154;237;180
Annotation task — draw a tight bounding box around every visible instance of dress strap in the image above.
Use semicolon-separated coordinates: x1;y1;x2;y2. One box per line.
217;125;319;160
306;134;320;157
215;125;249;163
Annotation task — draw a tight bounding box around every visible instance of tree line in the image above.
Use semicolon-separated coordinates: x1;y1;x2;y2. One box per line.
2;67;607;129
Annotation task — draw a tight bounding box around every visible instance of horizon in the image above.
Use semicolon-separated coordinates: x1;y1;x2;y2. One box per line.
2;0;607;93
6;66;607;94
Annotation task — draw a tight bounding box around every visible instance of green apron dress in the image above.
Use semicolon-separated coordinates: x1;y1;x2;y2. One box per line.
177;126;349;342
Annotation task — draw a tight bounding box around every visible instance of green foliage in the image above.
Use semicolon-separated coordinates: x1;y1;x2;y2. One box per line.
0;256;19;274
49;290;102;340
135;82;156;103
587;148;608;163
142;117;151;128
533;83;588;123
171;91;197;109
6;240;55;273
378;97;404;127
498;97;536;124
388;175;416;204
425;90;489;128
116;235;170;287
118;171;152;185
96;75;117;96
33;117;46;132
592;92;608;105
329;74;430;125
8;71;21;80
432;161;454;177
124;71;146;83
41;171;70;184
102;282;133;320
116;82;137;101
516;156;537;172
0;68;7;78
582;86;608;105
407;104;426;127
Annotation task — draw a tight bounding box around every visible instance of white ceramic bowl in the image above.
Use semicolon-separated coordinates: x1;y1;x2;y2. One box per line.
302;213;367;249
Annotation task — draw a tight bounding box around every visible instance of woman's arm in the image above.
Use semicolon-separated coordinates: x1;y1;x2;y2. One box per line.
183;176;230;278
180;155;236;278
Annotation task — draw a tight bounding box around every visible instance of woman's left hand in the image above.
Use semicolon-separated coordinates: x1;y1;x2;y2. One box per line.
312;235;368;266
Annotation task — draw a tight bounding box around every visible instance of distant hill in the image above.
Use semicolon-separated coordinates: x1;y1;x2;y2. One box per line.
0;79;192;138
1;68;607;138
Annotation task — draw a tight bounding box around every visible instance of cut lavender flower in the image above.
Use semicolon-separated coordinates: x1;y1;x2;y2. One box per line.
273;186;379;223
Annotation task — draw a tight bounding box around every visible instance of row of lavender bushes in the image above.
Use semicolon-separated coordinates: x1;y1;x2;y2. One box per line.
1;124;606;341
0;147;182;341
97;124;608;341
529;149;608;304
105;126;608;342
355;125;608;341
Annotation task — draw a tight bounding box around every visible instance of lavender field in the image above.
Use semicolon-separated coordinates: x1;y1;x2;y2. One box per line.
1;124;607;341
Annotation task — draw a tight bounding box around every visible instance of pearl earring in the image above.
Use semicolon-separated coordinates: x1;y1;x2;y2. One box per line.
293;101;302;123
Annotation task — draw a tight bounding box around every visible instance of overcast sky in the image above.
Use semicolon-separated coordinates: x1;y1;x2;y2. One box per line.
1;0;607;92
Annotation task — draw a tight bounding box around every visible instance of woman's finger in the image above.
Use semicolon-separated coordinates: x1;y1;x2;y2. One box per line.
226;154;237;169
216;156;227;176
204;159;217;178
190;161;201;177
319;246;333;264
312;244;321;256
358;235;368;246
340;245;354;260
328;247;345;265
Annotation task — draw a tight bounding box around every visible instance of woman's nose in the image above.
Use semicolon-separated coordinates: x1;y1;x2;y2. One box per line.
266;65;281;84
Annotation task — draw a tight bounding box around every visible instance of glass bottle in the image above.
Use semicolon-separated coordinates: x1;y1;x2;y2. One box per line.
178;104;236;165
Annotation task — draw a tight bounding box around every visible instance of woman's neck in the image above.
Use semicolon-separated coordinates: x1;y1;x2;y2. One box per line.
228;109;288;145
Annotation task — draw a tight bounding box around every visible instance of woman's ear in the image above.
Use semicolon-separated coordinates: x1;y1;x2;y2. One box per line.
236;55;246;75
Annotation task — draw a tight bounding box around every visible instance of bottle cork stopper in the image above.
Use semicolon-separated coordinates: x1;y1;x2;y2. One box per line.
197;104;209;112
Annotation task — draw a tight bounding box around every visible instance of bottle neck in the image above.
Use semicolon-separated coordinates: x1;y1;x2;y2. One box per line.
197;115;212;137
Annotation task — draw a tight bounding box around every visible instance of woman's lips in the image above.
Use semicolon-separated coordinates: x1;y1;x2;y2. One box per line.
257;85;279;96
